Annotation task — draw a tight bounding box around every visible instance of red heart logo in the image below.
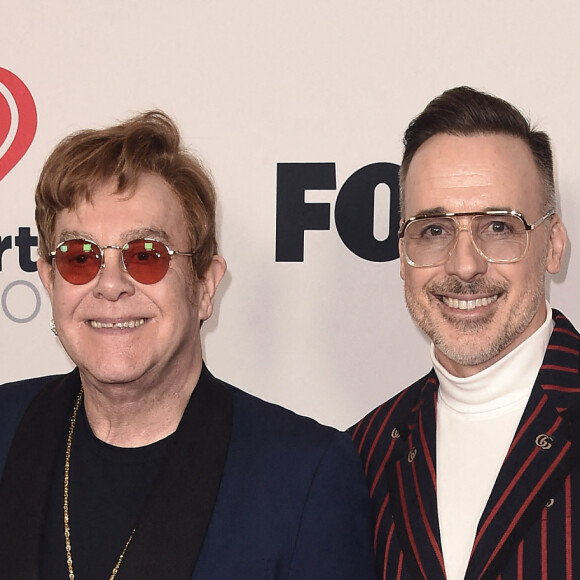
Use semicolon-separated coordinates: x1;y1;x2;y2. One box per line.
0;68;37;182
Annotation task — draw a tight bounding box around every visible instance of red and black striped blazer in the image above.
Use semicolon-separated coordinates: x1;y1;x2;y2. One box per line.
351;309;580;580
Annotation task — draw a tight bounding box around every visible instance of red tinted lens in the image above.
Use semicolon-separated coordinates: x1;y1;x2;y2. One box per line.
54;240;102;284
122;239;170;284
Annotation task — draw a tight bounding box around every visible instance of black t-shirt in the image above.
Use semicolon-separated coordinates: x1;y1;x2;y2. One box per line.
40;403;172;579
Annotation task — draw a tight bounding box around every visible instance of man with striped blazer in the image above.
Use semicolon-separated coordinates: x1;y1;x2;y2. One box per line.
351;86;578;579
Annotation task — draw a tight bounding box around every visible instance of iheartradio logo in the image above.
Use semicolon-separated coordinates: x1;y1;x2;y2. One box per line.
0;67;37;182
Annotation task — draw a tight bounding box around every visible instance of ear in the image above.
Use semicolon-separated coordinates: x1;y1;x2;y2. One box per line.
37;257;55;300
197;255;227;321
399;238;406;280
545;214;567;274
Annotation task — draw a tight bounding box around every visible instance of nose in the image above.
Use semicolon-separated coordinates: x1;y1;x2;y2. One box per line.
92;246;135;300
444;224;488;281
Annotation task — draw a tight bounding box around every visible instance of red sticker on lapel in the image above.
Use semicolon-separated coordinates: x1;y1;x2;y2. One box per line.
0;68;38;182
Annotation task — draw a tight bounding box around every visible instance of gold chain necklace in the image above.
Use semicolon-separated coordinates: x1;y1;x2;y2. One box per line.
64;387;136;580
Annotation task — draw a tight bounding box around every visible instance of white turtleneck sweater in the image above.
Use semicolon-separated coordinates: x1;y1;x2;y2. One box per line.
434;303;554;580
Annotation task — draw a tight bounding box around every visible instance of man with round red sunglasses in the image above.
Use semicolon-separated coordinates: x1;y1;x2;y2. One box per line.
0;111;376;579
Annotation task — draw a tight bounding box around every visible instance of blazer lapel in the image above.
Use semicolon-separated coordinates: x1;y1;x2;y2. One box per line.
466;310;580;580
387;374;447;580
0;370;80;580
119;365;233;580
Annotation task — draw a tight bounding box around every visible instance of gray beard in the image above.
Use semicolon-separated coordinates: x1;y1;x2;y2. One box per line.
406;276;546;367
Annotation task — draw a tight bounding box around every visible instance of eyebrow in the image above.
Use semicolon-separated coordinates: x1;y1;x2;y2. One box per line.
411;207;447;218
57;227;171;245
123;227;171;243
58;230;93;243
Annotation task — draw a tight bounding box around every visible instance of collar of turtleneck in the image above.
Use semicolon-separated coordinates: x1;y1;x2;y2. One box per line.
432;302;554;415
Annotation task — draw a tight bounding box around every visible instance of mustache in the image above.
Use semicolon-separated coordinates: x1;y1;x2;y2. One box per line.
427;278;508;296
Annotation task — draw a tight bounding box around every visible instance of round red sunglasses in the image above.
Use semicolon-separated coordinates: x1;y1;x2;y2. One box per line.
50;238;194;285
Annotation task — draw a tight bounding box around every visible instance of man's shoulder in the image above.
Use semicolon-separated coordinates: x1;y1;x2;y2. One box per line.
205;371;352;462
0;373;70;470
195;373;377;579
221;376;338;440
552;308;580;338
348;370;436;453
0;374;63;408
204;373;370;525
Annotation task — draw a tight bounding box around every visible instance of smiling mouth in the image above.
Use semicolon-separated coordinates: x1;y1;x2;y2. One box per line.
89;319;146;329
441;294;499;311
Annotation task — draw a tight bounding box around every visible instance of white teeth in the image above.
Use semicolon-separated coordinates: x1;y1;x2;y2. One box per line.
90;319;145;329
442;295;498;311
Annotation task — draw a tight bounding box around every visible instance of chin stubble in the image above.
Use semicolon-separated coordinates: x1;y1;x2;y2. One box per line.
405;275;546;367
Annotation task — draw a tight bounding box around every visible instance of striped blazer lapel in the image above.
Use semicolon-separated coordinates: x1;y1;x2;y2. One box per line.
465;309;580;580
386;376;447;580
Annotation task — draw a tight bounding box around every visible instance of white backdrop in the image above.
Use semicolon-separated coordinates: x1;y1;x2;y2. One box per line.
1;1;579;429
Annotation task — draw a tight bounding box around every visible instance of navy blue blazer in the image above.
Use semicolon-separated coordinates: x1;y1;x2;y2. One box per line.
0;366;377;579
351;309;580;580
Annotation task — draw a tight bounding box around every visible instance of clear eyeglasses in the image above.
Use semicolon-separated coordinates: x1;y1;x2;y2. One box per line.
398;209;555;268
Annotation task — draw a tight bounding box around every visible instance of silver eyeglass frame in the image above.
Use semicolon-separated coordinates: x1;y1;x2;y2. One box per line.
49;237;194;276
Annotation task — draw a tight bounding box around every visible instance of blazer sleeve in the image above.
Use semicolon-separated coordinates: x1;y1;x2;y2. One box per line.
288;431;378;579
